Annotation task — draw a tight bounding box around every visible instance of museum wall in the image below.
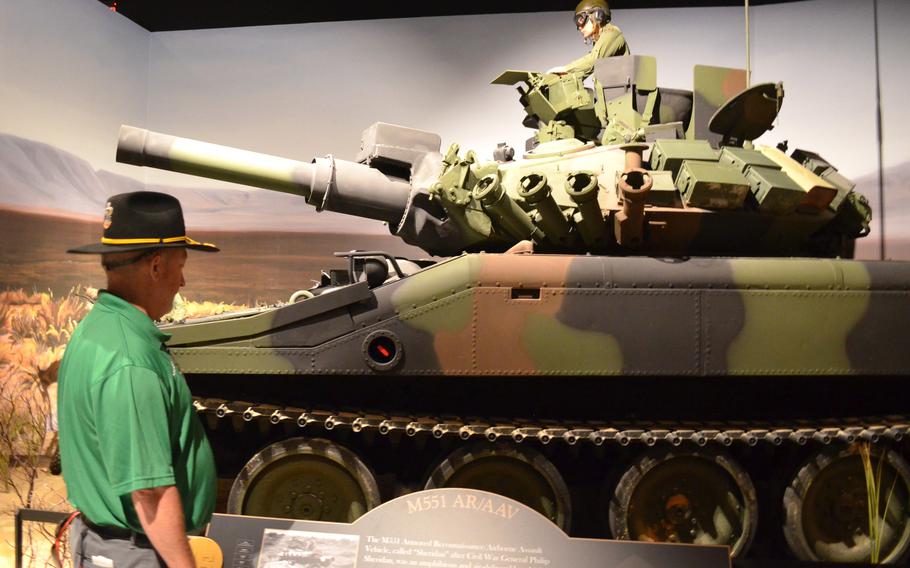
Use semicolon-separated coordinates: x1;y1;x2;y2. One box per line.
1;0;909;305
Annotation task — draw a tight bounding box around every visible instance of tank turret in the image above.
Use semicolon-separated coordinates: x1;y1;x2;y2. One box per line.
117;56;870;259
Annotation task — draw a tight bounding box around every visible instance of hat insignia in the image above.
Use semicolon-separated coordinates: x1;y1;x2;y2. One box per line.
102;202;113;230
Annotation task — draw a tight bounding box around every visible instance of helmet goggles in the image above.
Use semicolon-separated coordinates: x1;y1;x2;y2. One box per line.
574;10;592;29
574;6;608;29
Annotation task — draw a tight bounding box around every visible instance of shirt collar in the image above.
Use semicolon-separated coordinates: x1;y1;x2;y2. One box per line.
96;290;172;343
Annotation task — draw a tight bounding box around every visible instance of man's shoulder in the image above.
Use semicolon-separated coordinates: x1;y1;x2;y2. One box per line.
71;303;133;349
593;23;628;56
65;304;165;375
597;24;625;43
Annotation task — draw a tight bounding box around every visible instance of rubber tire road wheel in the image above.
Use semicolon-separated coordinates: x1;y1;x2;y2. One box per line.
783;446;910;564
425;442;572;532
609;448;757;558
228;438;380;522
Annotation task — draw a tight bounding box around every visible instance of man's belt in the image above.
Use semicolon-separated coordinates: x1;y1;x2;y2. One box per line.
81;516;153;548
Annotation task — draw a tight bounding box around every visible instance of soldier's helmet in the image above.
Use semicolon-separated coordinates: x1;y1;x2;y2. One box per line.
574;0;611;27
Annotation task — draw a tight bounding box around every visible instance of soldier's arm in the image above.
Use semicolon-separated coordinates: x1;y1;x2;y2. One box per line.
563;48;597;77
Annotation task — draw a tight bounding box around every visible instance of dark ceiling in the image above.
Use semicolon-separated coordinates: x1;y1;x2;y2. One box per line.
98;0;802;32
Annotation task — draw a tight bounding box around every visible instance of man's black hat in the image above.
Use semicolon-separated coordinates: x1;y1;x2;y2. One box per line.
67;191;219;254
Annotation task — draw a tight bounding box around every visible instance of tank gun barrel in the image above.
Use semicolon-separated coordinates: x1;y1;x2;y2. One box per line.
117;125;412;227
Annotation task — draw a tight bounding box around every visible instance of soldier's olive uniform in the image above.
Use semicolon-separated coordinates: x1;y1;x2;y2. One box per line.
563;24;629;123
564;23;629;76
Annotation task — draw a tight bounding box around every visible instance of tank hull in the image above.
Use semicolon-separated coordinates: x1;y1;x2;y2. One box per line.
165;253;910;562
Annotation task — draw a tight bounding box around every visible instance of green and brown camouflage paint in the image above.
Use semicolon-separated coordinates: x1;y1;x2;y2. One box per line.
164;254;910;377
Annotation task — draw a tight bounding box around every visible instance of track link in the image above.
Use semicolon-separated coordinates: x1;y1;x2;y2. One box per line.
193;397;910;448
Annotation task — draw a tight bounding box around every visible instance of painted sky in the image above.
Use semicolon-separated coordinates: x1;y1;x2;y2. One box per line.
0;0;148;179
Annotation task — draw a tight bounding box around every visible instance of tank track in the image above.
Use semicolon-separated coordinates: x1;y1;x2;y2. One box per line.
193;397;909;448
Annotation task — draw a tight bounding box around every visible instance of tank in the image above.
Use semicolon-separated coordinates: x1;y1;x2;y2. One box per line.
115;56;910;564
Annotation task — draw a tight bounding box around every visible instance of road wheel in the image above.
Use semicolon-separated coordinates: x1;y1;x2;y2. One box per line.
227;438;380;522
610;448;757;557
783;446;910;564
425;442;571;531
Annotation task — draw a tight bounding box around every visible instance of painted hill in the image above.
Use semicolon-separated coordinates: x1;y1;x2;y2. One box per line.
0;132;390;233
846;161;910;259
853;161;910;218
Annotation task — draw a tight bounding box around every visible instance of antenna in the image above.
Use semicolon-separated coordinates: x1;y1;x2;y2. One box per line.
744;0;751;87
873;0;885;260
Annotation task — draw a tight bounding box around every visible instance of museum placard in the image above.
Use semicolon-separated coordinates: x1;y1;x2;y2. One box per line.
207;488;730;568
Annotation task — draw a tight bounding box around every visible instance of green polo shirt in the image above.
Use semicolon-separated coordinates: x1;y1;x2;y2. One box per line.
58;291;215;532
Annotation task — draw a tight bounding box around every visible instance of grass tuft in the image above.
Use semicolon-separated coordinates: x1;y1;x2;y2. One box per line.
858;442;900;563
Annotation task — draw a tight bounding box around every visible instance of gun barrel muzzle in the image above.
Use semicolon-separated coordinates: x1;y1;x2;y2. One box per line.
116;125;412;227
118;125;317;199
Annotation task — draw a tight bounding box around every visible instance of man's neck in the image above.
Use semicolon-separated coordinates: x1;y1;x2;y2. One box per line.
105;285;151;318
586;28;601;45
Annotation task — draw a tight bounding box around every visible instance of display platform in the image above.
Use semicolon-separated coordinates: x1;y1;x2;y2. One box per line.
207;488;730;568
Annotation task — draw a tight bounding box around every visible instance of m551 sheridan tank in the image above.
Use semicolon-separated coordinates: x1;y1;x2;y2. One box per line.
117;56;910;564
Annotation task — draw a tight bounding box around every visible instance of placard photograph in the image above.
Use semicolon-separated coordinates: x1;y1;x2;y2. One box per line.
257;528;360;568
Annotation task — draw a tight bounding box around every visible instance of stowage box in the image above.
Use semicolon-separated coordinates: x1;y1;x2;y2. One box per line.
745;166;805;214
644;170;682;208
719;147;780;174
649;139;719;178
676;160;750;210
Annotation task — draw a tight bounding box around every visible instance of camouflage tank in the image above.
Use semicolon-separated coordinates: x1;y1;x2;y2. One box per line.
115;56;910;564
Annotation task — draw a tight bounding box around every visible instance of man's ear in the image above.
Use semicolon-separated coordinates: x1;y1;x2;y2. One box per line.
147;250;165;281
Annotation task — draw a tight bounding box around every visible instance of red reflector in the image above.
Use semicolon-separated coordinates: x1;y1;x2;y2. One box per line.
377;345;390;358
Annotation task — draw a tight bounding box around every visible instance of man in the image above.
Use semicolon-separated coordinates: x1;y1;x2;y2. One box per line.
548;0;629;78
59;191;219;567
